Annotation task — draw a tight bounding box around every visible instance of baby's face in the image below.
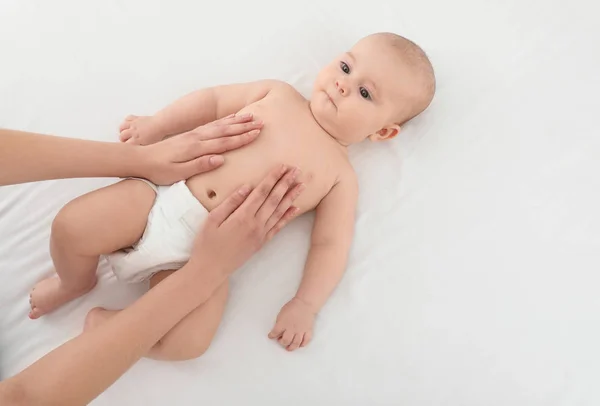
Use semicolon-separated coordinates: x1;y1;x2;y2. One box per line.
310;36;421;145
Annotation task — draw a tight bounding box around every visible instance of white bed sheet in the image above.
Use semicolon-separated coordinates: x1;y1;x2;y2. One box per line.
1;0;599;404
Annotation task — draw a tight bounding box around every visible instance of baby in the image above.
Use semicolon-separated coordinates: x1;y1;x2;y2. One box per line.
29;32;435;358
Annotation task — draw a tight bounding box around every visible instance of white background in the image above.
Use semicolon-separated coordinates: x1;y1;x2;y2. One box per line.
1;0;599;405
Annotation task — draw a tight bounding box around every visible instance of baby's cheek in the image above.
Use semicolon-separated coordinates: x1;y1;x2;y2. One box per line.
344;118;367;141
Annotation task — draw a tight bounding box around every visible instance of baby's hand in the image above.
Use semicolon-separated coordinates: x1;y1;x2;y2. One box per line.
268;297;316;351
119;115;164;145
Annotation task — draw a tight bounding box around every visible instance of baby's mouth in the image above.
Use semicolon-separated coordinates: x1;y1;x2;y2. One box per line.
325;91;336;108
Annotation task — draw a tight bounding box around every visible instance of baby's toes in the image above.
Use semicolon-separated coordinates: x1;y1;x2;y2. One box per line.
119;128;134;142
29;290;39;319
119;115;137;132
29;306;42;320
29;294;42;319
125;135;142;145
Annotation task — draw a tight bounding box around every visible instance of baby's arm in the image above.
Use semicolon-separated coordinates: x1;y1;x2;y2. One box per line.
268;171;358;351
120;80;280;144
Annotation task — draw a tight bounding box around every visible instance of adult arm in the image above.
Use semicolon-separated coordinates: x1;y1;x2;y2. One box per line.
0;165;303;406
0;113;261;186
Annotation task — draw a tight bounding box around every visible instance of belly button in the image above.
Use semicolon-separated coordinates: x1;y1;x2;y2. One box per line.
207;189;217;199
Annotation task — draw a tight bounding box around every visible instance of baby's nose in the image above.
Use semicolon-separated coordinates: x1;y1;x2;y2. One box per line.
335;80;348;96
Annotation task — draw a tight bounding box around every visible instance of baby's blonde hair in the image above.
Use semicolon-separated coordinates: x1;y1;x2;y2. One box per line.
369;32;436;124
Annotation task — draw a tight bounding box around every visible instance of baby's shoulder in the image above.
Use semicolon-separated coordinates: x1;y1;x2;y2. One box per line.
262;80;304;100
329;155;357;192
337;160;357;186
319;163;358;207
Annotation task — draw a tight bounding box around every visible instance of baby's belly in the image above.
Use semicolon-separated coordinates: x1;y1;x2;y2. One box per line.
186;155;276;212
185;99;340;214
185;143;329;214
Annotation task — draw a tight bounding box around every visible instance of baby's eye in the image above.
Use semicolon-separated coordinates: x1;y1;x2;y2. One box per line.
360;87;371;100
340;61;350;74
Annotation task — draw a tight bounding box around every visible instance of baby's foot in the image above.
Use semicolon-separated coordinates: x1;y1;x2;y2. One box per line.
119;115;164;145
29;276;96;319
83;307;119;332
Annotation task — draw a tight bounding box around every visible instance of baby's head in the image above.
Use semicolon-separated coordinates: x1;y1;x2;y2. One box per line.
310;32;435;145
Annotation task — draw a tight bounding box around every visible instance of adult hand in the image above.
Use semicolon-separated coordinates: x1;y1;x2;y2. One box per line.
138;114;262;185
189;165;305;277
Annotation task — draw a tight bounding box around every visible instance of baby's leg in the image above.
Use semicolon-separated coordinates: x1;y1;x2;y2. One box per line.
29;180;156;319
85;270;229;361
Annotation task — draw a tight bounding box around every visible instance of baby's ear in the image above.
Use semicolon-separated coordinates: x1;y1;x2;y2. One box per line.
368;124;401;142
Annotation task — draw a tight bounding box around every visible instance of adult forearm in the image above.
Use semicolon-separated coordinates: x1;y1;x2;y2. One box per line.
0;163;301;405
4;261;226;406
0;129;145;186
295;243;349;313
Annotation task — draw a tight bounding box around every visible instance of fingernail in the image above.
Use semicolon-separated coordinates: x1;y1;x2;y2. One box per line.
293;168;302;179
238;185;251;196
252;120;263;126
297;184;306;193
209;155;224;166
280;164;288;174
248;129;260;137
242;113;253;118
292;207;300;216
226;113;235;118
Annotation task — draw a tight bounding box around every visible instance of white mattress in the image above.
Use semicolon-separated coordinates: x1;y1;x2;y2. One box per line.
1;0;599;404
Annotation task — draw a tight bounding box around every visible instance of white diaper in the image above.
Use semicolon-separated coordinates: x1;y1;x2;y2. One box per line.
104;179;209;283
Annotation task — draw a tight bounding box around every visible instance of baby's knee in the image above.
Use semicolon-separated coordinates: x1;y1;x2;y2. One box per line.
83;307;106;332
51;203;89;248
51;205;79;242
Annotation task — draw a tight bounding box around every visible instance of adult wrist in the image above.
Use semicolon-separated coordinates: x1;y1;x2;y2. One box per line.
180;257;228;288
128;144;153;180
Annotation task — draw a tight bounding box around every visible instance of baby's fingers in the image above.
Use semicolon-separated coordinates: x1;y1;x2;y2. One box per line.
287;333;304;351
279;330;295;347
268;324;285;339
300;331;313;347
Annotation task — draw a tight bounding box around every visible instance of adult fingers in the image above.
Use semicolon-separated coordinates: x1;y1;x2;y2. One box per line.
264;207;299;242
300;331;312;347
194;129;261;156
206;113;253;127
207;185;253;226
287;333;304;351
196;119;263;140
206;113;235;126
240;165;291;216
177;155;225;179
264;182;305;234
255;168;300;224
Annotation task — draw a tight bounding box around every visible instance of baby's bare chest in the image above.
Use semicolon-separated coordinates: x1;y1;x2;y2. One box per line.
187;93;347;213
